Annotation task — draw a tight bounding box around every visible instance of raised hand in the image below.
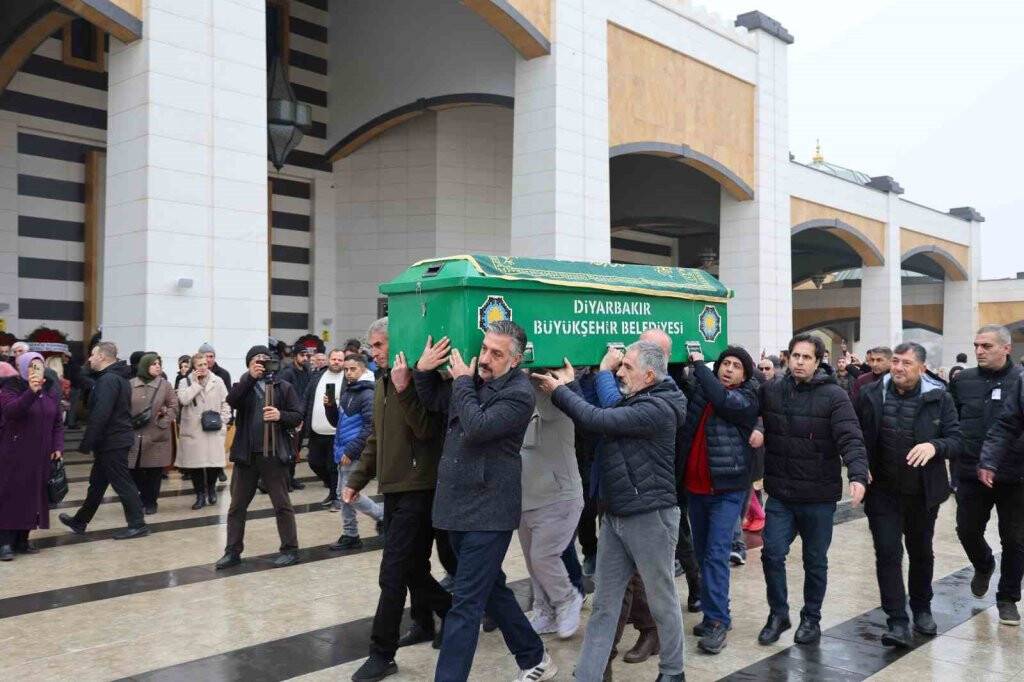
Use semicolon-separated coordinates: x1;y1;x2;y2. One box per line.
391;351;412;391
449;348;477;380
416;335;451;372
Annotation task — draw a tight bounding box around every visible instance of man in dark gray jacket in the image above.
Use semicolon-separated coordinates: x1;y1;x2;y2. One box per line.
414;321;553;682
535;340;687;682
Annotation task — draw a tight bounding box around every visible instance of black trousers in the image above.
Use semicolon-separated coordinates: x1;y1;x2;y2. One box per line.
371;489;451;659
190;468;223;494
73;447;146;529
131;467;163;507
434;528;458;575
0;530;30;547
676;492;699;576
307;433;338;499
866;488;938;622
226;455;298;555
956;479;1024;603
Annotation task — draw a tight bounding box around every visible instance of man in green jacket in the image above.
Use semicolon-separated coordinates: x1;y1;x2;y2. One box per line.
341;317;451;682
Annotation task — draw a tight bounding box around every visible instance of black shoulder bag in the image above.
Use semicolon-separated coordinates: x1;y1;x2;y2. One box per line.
130;382;159;430
187;377;223;432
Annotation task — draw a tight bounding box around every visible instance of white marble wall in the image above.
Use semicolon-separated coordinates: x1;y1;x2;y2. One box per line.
0;120;16;332
942;218;982;366
334;106;514;342
103;0;268;379
718;27;792;354
510;0;610;261
858;192;903;352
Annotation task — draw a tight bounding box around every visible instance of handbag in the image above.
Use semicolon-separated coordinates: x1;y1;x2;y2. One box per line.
130;383;159;430
201;410;223;432
47;458;69;504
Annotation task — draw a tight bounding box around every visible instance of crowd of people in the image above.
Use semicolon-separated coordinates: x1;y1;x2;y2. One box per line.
2;320;1024;682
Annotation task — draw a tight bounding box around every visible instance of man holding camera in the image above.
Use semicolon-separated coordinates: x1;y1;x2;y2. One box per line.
216;345;304;570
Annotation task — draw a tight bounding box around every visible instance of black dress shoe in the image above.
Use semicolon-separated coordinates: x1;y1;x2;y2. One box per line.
0;545;13;561
320;494;335;507
191;494;207;511
757;614;792;645
913;611;937;636
58;513;86;535
143;504;158;515
215;552;241;569
698;622;728;654
290;478;305;490
794;618;821;645
273;552;299;568
397;622;434;648
113;525;151;540
351;654;397;681
207;486;218;504
881;620;913;648
14;543;39;554
329;535;362;551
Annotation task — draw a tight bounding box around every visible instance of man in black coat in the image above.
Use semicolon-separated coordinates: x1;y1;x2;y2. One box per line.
758;333;869;646
280;343;317;490
216;345;304;570
414;321;553;682
968;325;1024;627
59;341;150;539
537;340;687;682
859;342;963;646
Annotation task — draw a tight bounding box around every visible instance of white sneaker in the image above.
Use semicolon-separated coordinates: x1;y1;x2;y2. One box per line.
528;607;558;635
514;650;557;681
555;589;584;639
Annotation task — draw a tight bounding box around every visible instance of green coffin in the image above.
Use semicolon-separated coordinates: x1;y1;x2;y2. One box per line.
379;254;732;368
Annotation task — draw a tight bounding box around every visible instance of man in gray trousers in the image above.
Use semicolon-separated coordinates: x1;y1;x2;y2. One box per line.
534;340;687;682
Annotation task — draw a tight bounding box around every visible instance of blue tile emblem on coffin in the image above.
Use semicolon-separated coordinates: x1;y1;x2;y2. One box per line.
698;305;722;342
478;295;513;332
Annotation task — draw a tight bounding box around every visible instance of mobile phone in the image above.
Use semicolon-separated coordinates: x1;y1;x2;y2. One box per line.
325;383;337;405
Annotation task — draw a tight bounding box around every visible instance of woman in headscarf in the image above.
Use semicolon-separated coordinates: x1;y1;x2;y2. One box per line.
128;353;178;515
0;352;63;560
174;355;193;391
176;352;231;509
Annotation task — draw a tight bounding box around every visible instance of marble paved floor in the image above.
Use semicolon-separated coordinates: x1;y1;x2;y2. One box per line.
2;445;1021;681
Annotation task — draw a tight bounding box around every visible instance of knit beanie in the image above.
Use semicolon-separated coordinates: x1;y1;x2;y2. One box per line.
246;345;270;366
713;346;755;383
198;342;215;354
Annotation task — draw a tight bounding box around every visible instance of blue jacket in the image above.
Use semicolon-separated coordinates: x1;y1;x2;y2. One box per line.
677;363;758;493
331;378;375;463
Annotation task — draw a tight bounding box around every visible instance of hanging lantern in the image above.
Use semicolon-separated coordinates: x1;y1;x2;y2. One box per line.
267;56;312;171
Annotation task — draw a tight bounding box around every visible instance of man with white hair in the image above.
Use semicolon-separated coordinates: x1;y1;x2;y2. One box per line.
536;340;688;682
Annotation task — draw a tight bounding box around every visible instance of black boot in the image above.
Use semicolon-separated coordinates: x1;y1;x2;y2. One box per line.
794;618;821;645
913;611;936;636
881;619;913;648
207;484;218;504
757;614;792;645
191;493;207;510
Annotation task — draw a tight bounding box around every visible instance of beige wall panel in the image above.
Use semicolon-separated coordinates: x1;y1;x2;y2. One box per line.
980;302;1024;326
508;0;551;41
791;196;886;265
607;24;756;191
793;303;943;332
900;227;969;279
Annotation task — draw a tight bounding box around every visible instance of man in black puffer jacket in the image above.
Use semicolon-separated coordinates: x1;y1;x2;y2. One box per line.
538;340;687;682
758;334;869;647
678;346;758;655
859;342;962;646
59;341;150;540
968;325;1024;627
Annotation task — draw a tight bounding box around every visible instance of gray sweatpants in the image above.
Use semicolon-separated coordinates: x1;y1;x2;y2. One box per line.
519;497;585;614
574;507;684;681
337;461;383;537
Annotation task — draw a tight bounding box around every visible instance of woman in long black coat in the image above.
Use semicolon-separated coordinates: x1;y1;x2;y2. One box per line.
0;352;64;559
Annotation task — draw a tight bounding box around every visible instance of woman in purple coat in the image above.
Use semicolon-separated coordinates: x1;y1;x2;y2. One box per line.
0;351;64;560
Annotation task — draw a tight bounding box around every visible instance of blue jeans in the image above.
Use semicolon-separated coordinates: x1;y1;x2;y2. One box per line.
434;530;543;681
688;489;746;627
337;462;383;536
761;497;836;623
